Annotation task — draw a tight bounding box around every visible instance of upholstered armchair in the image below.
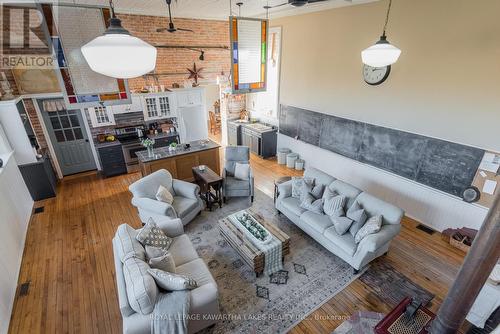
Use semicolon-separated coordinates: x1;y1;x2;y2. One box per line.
222;146;254;202
129;169;203;225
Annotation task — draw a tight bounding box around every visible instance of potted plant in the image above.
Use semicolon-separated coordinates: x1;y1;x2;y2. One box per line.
141;137;155;157
168;142;177;152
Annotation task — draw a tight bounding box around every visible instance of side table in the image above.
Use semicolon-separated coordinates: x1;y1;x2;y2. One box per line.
192;165;223;211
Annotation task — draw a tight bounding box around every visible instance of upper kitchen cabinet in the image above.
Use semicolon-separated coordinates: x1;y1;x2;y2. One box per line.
141;92;177;121
176;88;203;108
111;95;142;114
88;106;115;127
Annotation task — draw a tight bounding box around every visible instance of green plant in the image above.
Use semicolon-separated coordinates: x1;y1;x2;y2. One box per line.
169;142;178;148
141;138;155;148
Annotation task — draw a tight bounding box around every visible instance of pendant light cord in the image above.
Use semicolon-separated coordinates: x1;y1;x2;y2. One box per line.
382;0;392;37
109;0;116;18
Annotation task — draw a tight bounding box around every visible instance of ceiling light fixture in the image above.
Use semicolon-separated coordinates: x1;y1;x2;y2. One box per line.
361;0;401;68
81;0;157;79
199;51;205;61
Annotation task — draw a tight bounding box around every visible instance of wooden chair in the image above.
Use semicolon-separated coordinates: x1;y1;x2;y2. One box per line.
209;111;221;134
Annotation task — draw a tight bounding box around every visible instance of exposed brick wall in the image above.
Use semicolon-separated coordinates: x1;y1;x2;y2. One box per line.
22;98;47;150
118;14;231;91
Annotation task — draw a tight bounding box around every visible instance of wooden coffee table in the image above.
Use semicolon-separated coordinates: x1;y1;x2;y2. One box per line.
218;209;290;276
192;165;223;211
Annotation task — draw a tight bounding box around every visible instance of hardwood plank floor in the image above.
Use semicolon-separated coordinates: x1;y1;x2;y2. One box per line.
8;148;470;333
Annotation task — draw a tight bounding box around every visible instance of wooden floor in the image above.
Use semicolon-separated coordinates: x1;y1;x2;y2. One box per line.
8;142;470;333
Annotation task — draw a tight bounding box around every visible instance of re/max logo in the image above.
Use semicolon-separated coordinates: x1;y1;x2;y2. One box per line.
1;5;49;55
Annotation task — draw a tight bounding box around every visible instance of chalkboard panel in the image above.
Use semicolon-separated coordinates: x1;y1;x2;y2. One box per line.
359;124;428;179
416;140;484;197
319;116;364;160
279;104;485;197
279;105;298;138
298;109;324;146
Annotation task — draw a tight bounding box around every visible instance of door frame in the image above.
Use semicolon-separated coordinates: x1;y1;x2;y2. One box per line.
32;94;100;179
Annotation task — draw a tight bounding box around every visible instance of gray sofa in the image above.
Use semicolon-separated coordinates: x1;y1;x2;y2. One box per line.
276;167;404;272
129;169;204;225
112;215;219;334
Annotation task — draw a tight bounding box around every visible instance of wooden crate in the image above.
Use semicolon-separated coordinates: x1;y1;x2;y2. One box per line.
218;209;290;276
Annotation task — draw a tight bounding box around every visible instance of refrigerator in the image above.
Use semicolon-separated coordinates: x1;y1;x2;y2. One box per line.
177;93;209;143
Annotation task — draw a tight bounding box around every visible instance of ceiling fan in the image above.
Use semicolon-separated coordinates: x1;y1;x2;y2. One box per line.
266;0;346;9
156;0;193;33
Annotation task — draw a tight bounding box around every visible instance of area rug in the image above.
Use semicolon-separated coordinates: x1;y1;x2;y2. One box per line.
332;311;385;334
186;189;361;334
359;261;435;307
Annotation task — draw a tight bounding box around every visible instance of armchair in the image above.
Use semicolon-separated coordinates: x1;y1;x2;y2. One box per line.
129;169;203;225
222;146;254;202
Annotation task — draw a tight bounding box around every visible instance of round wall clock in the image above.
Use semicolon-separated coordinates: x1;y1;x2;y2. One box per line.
363;64;391;85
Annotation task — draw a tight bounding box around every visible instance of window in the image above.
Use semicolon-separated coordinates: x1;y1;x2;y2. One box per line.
159;97;170;116
88;106;115;127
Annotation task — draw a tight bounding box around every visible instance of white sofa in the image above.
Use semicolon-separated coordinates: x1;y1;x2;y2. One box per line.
276;167;404;272
112;215;219;334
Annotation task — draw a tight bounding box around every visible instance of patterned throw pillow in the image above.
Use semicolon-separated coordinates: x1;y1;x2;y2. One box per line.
323;194;346;217
300;192;324;214
354;215;383;243
347;201;368;237
148;269;198;291
136;218;173;249
155;185;174;204
291;177;314;199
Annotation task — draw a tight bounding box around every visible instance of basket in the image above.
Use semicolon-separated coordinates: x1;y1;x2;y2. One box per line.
450;236;470;253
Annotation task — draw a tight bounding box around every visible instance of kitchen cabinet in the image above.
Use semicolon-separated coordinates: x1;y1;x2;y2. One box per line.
141;92;177;121
227;121;241;146
97;143;127;177
88;106;115;127
111;95;142;114
176;88;203;108
240;124;277;158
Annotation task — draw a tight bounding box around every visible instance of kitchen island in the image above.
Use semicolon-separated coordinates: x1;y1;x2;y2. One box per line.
137;139;221;181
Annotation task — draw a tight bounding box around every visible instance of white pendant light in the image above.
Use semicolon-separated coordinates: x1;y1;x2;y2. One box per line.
81;0;157;79
361;0;401;67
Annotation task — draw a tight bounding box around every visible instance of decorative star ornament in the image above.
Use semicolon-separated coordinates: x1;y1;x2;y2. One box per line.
187;62;204;85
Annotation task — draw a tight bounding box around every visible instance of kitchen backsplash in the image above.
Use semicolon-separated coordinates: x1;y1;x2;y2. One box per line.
85;109;177;143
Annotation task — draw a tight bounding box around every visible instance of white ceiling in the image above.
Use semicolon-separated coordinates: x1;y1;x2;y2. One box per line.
52;0;379;20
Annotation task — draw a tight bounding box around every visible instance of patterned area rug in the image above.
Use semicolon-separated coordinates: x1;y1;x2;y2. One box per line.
186;189;360;334
332;311;385;334
359;261;435;307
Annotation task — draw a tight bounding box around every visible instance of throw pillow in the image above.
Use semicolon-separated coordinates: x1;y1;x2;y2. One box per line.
155;185;174;205
136;218;173;249
122;254;159;314
291;177;314;199
115;224;146;262
234;162;250;180
149;252;176;273
330;216;354;235
148;269;198;291
145;245;166;260
299;178;316;202
300;192;324;214
322;187;336;200
323;194;346;217
310;184;325;200
354;215;383;244
347;201;368;237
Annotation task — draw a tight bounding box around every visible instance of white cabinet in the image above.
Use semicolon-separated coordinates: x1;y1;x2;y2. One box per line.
88;106;115;127
176;89;203;108
141;92;176;121
111;95;142;114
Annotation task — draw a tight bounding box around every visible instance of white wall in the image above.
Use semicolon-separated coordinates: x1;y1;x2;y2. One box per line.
0;152;33;334
272;0;499;230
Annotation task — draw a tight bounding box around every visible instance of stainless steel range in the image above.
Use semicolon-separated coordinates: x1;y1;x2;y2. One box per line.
115;125;145;173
